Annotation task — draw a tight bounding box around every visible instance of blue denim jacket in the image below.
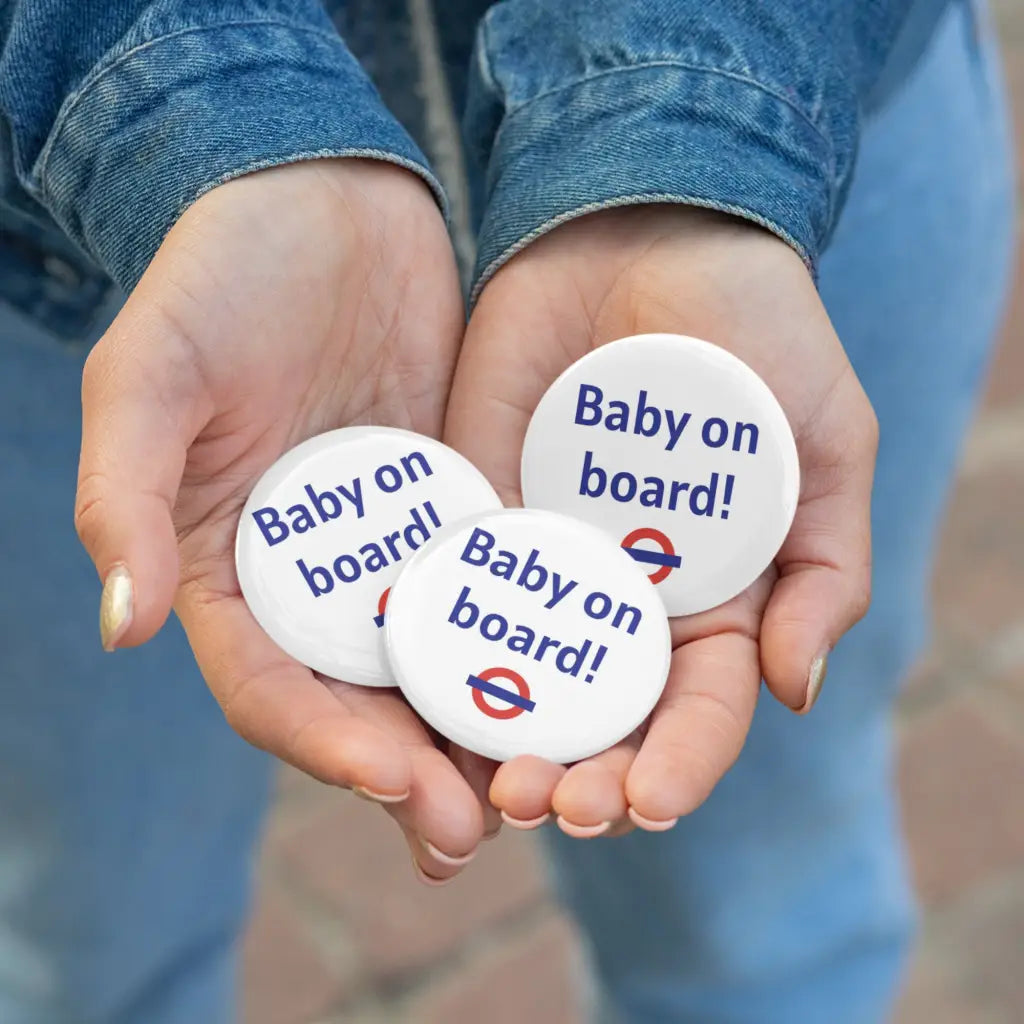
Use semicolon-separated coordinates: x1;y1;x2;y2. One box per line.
0;0;950;334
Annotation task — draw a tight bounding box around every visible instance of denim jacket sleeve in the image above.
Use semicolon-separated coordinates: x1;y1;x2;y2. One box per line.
0;0;445;293
465;0;947;300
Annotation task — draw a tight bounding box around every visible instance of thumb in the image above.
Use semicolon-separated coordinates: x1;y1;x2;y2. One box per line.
75;304;208;651
759;398;878;712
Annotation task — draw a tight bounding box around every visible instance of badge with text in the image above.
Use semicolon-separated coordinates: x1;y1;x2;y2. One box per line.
520;334;799;617
235;428;502;686
384;509;671;762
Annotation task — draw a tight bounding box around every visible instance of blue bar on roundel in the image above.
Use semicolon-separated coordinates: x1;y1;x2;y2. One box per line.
466;673;536;712
625;547;682;569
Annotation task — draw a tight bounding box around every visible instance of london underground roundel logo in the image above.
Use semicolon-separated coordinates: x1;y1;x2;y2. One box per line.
466;667;536;720
373;587;390;628
620;527;681;585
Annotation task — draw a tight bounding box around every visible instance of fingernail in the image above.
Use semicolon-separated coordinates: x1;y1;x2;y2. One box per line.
627;807;679;832
417;835;477;867
352;785;409;805
411;857;453;887
556;816;611;839
799;650;829;714
99;565;133;652
500;810;550;831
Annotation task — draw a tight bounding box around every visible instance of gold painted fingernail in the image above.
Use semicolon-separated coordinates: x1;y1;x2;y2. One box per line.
800;651;829;713
100;565;133;652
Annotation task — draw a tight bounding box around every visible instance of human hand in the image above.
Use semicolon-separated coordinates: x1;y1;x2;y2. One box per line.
445;205;877;836
75;159;487;880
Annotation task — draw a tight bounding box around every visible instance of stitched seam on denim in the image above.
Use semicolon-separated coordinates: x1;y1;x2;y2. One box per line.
97;148;448;290
484;64;837;257
469;193;811;308
499;61;833;156
190;149;448;219
36;20;348;196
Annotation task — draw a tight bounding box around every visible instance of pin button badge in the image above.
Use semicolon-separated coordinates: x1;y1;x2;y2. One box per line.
520;334;799;617
384;508;671;763
235;427;501;686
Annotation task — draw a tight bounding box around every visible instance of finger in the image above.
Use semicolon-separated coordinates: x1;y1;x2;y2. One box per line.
76;301;208;650
449;745;504;839
395;822;472;887
396;761;482;887
761;380;878;712
333;686;486;879
626;630;760;823
489;755;566;829
386;752;484;885
176;582;412;795
551;735;641;838
383;751;484;885
400;825;458;887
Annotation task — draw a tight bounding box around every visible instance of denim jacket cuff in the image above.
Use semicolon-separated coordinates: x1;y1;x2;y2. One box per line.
37;20;445;292
471;62;835;303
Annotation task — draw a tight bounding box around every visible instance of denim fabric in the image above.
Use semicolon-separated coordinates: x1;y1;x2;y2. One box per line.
463;0;949;297
0;2;1015;1023
0;286;273;1023
0;1;444;293
1;0;948;303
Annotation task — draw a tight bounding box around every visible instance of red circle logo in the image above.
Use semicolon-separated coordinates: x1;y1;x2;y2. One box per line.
468;667;535;720
621;527;682;585
373;587;390;628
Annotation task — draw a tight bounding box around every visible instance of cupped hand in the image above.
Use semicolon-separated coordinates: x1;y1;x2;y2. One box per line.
445;205;877;836
75;159;485;880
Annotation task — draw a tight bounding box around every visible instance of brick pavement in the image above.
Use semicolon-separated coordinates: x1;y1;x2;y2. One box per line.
242;5;1024;1021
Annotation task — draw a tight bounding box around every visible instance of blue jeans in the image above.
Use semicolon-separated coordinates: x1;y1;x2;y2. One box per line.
0;2;1014;1022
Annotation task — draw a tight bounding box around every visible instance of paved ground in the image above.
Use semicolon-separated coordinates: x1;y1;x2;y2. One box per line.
242;6;1024;1022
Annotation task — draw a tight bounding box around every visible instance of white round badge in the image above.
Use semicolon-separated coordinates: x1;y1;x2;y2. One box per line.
235;427;502;687
384;508;671;763
520;334;799;617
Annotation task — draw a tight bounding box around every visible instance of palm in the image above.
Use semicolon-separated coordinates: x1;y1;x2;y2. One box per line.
445;206;876;832
78;160;488;875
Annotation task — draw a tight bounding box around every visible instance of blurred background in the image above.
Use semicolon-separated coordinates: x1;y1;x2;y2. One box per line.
240;4;1023;1021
